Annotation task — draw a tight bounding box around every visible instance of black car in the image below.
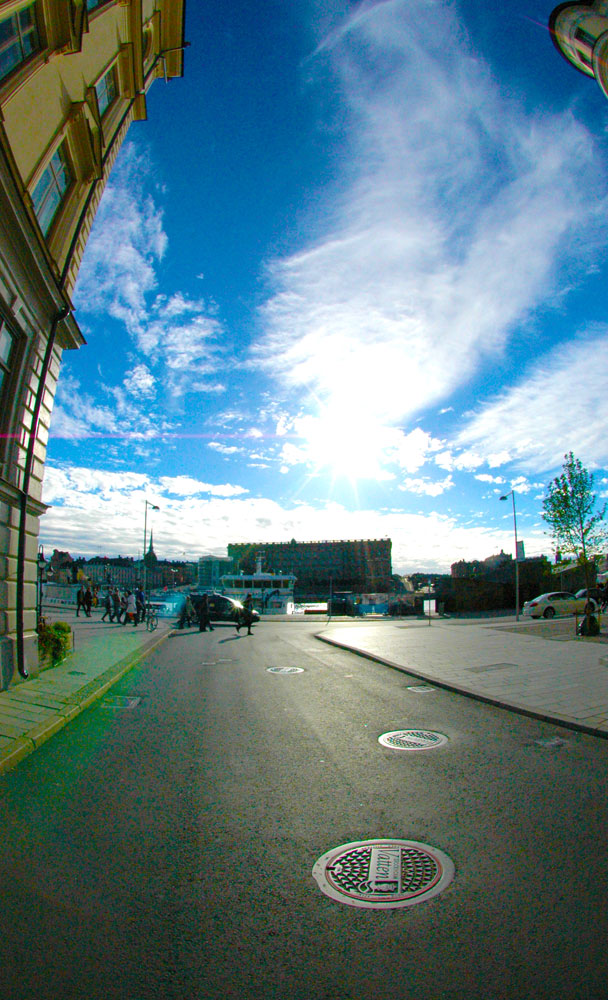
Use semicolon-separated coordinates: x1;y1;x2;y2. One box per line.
190;593;260;625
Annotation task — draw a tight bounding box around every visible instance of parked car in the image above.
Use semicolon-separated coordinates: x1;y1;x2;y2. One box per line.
522;591;598;619
189;593;260;625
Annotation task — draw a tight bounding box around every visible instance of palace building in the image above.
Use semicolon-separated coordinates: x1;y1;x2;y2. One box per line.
0;1;186;688
227;539;393;601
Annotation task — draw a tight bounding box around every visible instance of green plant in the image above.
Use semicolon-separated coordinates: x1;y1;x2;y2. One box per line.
38;620;71;665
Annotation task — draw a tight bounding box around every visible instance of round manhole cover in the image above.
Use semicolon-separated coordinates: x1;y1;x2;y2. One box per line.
312;839;454;909
378;730;448;751
266;666;305;674
407;684;436;693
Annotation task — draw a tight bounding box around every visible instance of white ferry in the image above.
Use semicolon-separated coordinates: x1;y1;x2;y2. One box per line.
220;567;296;614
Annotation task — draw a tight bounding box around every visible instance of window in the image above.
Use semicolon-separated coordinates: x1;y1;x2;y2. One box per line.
575;26;596;50
0;319;16;400
31;144;73;237
87;1;112;11
95;65;117;117
0;3;40;84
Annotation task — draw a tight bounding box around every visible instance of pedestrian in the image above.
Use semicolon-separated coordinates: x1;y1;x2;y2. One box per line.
76;585;85;617
236;594;255;635
135;586;145;623
84;587;92;617
198;593;214;632
178;595;195;629
112;588;122;623
101;591;113;622
123;591;138;626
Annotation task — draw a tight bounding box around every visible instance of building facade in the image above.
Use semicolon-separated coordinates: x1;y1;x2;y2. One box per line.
549;2;608;98
197;555;233;591
227;539;393;599
0;1;185;688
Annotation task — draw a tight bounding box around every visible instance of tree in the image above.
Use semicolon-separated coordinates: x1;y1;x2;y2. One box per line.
541;452;607;602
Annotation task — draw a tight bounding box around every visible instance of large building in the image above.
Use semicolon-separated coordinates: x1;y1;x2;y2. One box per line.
549;2;608;98
227;539;393;599
0;1;185;688
197;555;234;591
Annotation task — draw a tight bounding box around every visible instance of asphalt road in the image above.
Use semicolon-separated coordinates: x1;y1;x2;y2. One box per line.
1;621;607;999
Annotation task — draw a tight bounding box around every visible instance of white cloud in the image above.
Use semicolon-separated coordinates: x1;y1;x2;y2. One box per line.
124;364;156;398
399;475;454;497
457;327;608;472
253;0;605;471
73;142;227;403
40;461;544;572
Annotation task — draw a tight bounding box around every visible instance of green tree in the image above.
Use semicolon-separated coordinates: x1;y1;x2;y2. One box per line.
541;452;607;601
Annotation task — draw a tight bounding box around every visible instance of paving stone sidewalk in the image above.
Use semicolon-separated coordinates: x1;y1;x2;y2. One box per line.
317;616;608;737
0;610;172;775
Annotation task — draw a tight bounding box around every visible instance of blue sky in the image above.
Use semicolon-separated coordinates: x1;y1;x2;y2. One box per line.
40;0;608;574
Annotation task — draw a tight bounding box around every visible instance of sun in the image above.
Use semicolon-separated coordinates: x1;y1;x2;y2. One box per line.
295;406;393;483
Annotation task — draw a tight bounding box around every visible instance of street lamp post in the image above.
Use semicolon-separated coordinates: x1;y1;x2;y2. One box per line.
143;500;159;604
36;545;46;630
500;491;520;622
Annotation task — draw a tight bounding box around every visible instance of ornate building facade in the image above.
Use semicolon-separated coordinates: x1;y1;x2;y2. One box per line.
0;1;185;688
227;538;393;599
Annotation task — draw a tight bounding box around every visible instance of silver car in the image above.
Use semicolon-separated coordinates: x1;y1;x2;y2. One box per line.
522;591;598;619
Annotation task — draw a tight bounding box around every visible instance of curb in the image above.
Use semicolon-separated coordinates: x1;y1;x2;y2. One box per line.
315;632;608;741
0;628;171;776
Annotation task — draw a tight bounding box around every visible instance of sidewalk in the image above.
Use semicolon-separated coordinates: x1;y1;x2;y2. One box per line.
317;615;608;738
0;608;172;775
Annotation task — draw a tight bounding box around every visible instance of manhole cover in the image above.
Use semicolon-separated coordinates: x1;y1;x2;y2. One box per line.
534;737;566;748
102;695;141;709
378;730;448;751
266;666;305;674
407;684;436;693
312;839;454;909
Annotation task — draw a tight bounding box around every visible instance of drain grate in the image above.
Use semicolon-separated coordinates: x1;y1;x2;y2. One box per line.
266;666;305;674
102;695;141;709
313;839;454;909
407;684;436;693
378;730;448;751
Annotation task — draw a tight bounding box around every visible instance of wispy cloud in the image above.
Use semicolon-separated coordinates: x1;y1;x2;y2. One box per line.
254;0;605;478
457;327;608;473
73;143;227;403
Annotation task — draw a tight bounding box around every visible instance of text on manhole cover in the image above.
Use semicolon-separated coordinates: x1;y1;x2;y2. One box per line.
312;839;454;909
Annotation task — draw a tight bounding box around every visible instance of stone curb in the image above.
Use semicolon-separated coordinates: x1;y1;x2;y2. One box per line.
315;632;608;741
0;628;171;776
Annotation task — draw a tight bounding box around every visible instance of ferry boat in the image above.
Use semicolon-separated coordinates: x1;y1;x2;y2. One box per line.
220;563;296;614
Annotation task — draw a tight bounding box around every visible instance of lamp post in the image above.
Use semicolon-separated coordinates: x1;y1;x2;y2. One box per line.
143;500;159;601
500;490;520;621
36;545;46;630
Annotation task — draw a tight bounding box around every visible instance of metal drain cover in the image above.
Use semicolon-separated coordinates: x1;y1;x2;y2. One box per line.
102;695;141;709
266;666;305;674
407;684;436;693
312;839;454;909
378;730;448;751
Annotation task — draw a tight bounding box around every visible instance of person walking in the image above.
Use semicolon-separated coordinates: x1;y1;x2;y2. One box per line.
76;586;85;617
123;591;138;626
198;593;214;632
178;595;196;629
112;588;122;623
84;587;93;617
101;591;113;622
236;594;255;635
135;586;145;624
